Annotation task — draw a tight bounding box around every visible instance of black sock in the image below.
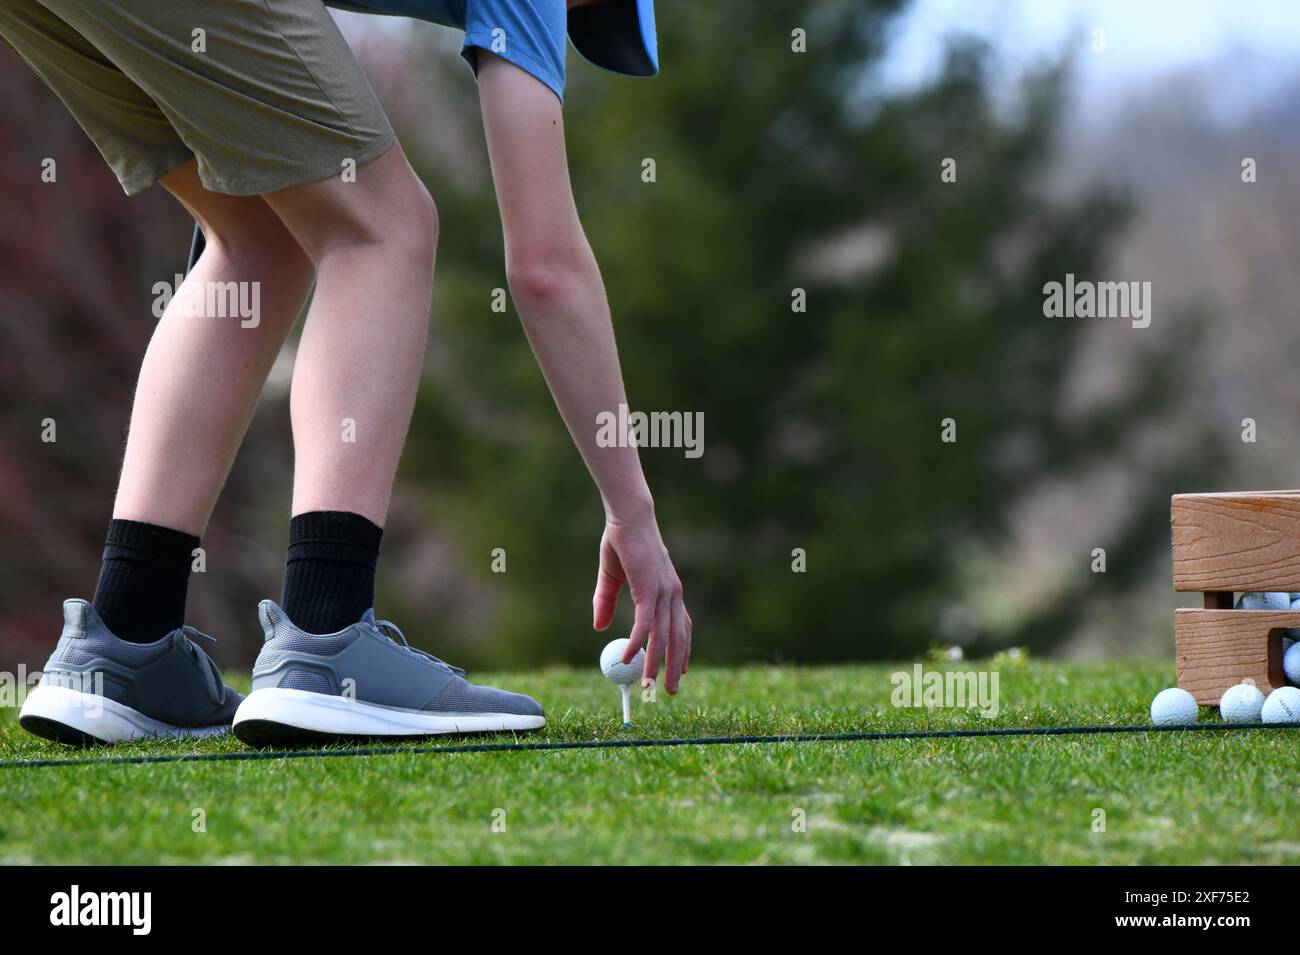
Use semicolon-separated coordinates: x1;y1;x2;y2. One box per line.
91;519;200;643
281;511;383;634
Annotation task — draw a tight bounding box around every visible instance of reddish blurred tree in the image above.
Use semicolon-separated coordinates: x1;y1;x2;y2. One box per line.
0;53;294;667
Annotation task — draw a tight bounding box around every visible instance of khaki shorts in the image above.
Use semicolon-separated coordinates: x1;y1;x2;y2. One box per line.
0;0;396;196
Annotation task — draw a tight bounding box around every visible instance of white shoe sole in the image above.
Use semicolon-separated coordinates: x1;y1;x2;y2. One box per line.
233;687;545;744
19;684;230;745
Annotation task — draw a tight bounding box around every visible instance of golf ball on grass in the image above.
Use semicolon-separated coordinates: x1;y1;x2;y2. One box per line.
1219;683;1265;723
600;638;646;727
1261;687;1300;724
1150;687;1198;726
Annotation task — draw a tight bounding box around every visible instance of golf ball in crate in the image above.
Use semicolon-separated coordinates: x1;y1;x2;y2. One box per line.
1150;687;1198;726
1237;592;1290;611
1284;642;1300;685
1261;686;1300;724
600;638;644;685
1219;683;1265;723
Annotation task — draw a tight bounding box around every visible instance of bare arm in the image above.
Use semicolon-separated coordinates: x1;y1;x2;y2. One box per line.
477;53;691;691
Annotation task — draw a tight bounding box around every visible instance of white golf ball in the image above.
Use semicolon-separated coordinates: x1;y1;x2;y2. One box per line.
1219;683;1265;723
1284;642;1300;686
1150;687;1198;726
1262;686;1300;724
1237;592;1290;611
599;638;644;685
1284;597;1300;646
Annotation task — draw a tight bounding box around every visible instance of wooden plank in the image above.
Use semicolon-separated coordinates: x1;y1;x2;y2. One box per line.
1174;609;1289;705
1174;490;1300;498
1172;493;1300;591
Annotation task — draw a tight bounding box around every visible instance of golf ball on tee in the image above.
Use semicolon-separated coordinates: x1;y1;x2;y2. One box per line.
1261;686;1300;724
600;638;645;685
1219;683;1265;723
1284;642;1300;685
1150;687;1198;726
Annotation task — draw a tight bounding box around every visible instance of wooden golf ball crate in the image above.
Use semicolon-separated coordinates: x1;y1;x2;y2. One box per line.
1172;491;1297;704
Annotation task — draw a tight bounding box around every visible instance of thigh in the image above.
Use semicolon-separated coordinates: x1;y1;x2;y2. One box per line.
160;159;304;256
37;0;396;197
0;0;191;195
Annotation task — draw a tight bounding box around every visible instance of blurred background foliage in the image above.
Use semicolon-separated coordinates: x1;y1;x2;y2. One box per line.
7;0;1300;671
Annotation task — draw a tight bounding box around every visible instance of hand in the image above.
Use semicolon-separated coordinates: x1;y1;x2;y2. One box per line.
592;514;692;693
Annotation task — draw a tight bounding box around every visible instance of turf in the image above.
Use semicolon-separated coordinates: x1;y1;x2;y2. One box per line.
1;659;1296;864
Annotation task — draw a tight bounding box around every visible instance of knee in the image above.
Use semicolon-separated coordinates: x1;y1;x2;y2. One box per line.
378;165;439;263
399;179;439;267
318;172;438;271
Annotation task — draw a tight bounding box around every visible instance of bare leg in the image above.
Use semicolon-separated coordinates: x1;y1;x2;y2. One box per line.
112;160;315;534
260;145;437;527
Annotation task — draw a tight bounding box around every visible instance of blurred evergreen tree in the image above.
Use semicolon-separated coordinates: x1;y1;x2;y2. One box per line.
0;51;293;667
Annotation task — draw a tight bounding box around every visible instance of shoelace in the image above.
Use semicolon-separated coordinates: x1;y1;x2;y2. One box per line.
372;619;465;677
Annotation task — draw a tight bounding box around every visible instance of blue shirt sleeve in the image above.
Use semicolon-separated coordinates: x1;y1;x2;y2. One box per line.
460;0;567;103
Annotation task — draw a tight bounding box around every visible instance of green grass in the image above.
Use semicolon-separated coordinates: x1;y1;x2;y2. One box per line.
1;659;1297;864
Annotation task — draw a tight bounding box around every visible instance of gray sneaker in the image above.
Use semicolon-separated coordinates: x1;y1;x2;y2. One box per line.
232;600;545;747
19;599;243;746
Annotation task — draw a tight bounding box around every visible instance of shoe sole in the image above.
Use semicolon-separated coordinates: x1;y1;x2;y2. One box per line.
232;687;546;748
19;684;230;747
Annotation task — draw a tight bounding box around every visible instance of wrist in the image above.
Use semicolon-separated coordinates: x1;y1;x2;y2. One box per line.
604;491;655;526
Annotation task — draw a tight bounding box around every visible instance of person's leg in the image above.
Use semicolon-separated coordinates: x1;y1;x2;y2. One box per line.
9;0;423;638
111;161;314;532
6;0;441;743
94;161;315;642
17;166;313;742
259;144;437;633
231;149;551;746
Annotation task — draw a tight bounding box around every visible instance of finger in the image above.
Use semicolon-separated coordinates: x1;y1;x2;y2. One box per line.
624;599;653;664
654;594;671;680
643;595;668;685
665;596;687;694
592;567;623;631
683;611;693;673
